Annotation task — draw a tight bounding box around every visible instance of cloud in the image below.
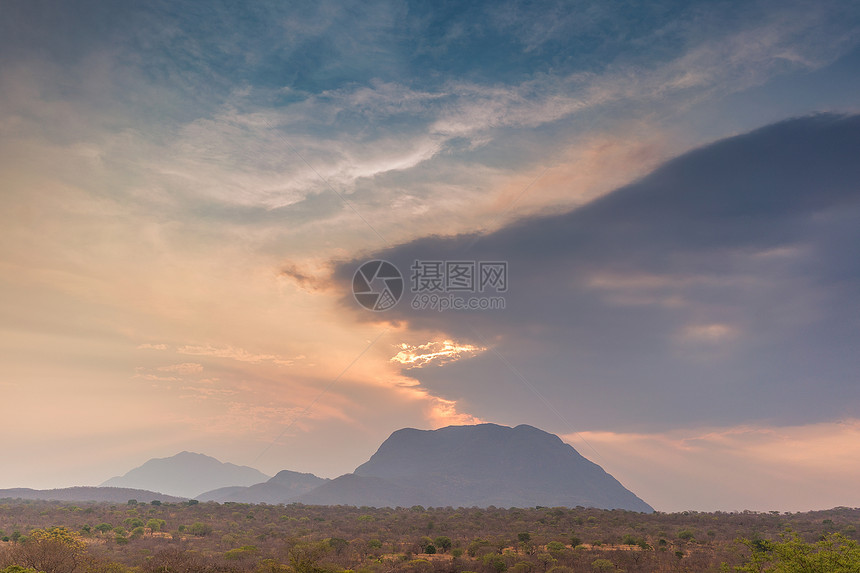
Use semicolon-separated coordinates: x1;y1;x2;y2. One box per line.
137;343;168;350
158;362;204;374
177;345;297;366
568;418;860;512
330;114;860;432
390;340;486;368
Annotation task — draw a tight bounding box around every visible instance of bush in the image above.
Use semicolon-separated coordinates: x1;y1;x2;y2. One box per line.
738;531;860;572
1;567;42;573
188;522;213;537
482;554;507;573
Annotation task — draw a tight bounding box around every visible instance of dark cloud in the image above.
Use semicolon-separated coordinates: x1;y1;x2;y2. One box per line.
332;114;860;432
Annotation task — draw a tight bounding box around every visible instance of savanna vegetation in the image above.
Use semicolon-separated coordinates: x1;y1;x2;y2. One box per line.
1;500;859;573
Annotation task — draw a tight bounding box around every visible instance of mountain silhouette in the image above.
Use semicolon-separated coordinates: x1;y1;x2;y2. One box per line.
197;469;328;503
299;423;653;511
0;486;185;503
101;451;269;498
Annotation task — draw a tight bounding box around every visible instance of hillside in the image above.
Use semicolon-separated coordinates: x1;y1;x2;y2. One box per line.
197;469;328;503
0;486;185;503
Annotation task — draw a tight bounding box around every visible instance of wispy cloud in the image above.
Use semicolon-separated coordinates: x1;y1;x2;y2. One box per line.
568;419;860;512
158;362;204;374
177;345;297;366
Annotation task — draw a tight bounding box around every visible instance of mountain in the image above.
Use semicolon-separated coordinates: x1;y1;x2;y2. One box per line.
197;469;328;503
0;487;185;503
101;451;270;498
300;474;427;507
298;423;653;512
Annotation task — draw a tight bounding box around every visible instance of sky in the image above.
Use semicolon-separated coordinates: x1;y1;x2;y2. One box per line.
1;0;859;512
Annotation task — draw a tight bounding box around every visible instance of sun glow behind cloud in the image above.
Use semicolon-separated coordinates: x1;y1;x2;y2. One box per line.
390;340;487;368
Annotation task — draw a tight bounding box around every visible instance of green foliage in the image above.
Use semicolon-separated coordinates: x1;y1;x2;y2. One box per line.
145;519;165;533
329;537;349;555
126;500;137;506
188;522;212;537
288;542;330;573
225;546;259;560
545;541;565;557
11;527;86;573
482;553;507;573
590;559;614;572
434;536;452;552
678;529;695;541
468;539;492;557
517;533;531;544
737;531;860;572
1;567;42;573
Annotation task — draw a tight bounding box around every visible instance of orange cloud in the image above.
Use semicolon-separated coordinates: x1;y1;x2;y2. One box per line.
564;419;860;512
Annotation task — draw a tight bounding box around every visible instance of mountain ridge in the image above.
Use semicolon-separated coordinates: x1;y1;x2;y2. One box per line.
102;451;270;498
0;486;186;504
91;424;654;510
197;469;329;503
325;423;653;511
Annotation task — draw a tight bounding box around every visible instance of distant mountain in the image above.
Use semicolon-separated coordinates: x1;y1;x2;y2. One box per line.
197;469;328;503
0;486;185;503
298;423;653;512
101;452;270;498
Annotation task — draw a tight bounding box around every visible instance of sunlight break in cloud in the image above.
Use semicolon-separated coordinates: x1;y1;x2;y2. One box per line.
391;340;486;368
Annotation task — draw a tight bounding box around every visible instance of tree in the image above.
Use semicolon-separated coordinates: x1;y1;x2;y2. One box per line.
1;567;42;573
10;527;86;573
738;531;860;572
434;537;452;553
328;538;349;555
288;542;330;573
146;519;165;535
187;522;212;537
